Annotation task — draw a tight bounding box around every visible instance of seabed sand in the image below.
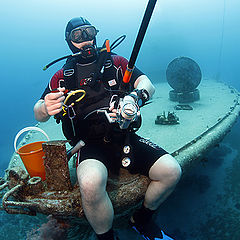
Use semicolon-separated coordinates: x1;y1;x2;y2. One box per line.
2;79;240;239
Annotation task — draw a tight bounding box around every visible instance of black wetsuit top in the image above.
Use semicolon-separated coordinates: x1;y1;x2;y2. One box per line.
40;54;143;145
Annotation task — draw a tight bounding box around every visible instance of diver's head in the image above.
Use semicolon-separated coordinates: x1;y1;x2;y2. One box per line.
65;17;99;54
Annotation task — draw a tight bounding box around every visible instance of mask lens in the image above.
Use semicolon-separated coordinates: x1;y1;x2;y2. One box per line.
70;26;98;43
71;30;82;42
85;26;97;38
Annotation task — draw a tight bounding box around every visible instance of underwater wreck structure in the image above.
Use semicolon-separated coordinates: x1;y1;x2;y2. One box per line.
167;57;201;103
1;57;240;238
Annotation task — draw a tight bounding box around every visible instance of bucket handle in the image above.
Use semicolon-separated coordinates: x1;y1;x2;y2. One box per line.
14;126;50;153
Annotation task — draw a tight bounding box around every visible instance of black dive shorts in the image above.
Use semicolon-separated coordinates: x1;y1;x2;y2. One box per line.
76;133;169;177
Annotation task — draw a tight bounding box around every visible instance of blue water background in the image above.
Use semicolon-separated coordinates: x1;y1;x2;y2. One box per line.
0;0;239;171
0;0;239;239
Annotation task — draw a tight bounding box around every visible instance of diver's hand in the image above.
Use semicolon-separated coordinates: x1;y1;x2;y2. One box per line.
108;101;118;121
44;87;66;116
108;95;139;121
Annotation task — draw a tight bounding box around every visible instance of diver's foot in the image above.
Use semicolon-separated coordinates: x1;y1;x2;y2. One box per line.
95;236;120;240
94;231;121;240
129;216;174;240
95;229;120;240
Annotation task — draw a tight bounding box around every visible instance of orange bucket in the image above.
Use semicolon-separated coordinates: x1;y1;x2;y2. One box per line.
14;127;50;181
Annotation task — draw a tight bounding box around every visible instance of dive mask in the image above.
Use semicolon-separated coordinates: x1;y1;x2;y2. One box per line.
69;25;99;43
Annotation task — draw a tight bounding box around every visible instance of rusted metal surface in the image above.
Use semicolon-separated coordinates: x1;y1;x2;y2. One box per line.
6;166;29;189
1;167;39;215
42;141;72;191
0;141;150;222
7;169;149;218
0;166;149;239
0;177;5;185
0;182;8;191
2;184;37;215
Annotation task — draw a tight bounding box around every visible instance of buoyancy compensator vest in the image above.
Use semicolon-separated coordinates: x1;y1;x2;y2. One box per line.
56;43;125;145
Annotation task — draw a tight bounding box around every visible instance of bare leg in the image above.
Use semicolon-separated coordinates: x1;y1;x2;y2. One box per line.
77;159;114;234
144;154;182;210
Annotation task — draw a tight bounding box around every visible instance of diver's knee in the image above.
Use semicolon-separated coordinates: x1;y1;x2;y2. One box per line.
149;154;182;185
168;156;182;185
77;160;108;202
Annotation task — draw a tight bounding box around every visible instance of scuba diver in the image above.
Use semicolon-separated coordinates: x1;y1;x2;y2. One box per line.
34;17;182;240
